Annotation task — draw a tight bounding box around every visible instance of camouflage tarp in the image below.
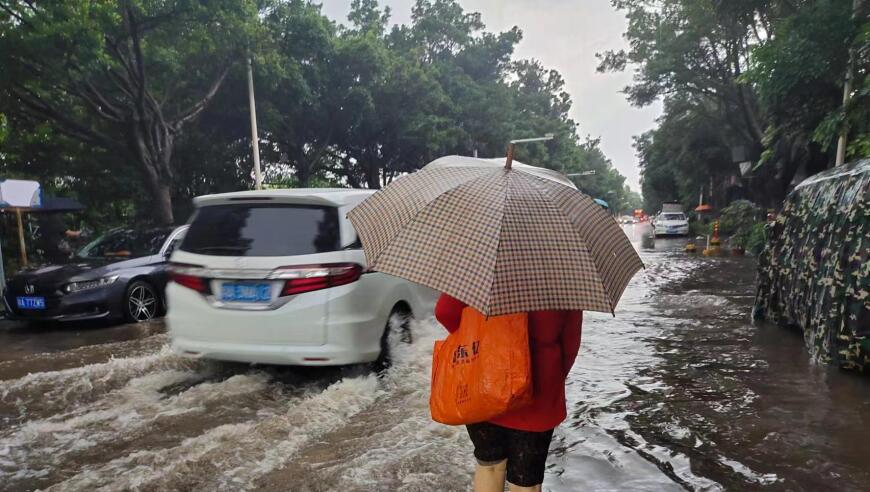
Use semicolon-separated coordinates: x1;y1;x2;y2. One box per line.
754;159;870;372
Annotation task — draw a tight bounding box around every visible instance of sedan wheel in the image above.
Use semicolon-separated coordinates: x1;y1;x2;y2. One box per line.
126;281;159;323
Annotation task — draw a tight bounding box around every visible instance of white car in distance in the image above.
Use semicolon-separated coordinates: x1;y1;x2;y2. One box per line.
166;189;436;367
653;212;690;236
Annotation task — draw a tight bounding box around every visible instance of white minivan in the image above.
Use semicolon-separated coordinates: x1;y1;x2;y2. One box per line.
166;189;436;366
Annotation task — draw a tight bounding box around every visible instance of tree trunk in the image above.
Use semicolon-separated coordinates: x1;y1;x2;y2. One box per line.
127;117;175;225
366;159;381;189
154;182;174;225
140;164;174;225
295;149;310;187
297;163;310;187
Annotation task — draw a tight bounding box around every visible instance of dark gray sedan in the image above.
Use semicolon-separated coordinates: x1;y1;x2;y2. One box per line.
3;226;187;324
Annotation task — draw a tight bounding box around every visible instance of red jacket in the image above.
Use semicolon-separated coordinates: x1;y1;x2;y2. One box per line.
434;294;582;432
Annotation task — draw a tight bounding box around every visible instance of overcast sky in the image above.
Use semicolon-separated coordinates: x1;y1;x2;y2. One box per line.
319;0;662;192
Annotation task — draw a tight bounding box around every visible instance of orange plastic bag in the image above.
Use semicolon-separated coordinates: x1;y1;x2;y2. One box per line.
430;307;532;425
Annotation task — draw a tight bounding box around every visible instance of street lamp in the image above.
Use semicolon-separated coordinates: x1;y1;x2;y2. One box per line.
505;134;554;169
566;170;596;177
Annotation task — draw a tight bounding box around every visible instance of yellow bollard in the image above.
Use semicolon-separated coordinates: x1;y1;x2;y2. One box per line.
702;220;722;256
710;220;721;247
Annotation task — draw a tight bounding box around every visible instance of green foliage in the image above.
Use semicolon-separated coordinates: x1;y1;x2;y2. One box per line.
266;175;343;189
0;0;261;224
0;0;638;232
688;219;709;238
718;199;762;249
236;0;637;207
746;222;766;255
718;200;762;236
604;0;869;213
635;96;738;213
745;0;866;164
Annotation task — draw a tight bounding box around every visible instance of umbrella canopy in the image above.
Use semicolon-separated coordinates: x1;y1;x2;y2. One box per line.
348;155;643;315
593;198;610;209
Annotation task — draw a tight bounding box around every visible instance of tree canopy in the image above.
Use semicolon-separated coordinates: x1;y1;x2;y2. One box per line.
0;0;637;232
0;0;260;224
601;0;869;213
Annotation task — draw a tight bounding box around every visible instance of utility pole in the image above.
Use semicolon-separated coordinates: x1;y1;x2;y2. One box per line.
15;209;27;267
836;0;863;167
247;56;263;188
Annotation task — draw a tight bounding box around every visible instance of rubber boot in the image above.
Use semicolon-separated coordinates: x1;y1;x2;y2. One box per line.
508;482;542;492
473;459;507;492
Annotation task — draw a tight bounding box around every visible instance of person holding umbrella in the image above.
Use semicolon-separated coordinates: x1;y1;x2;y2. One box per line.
348;152;643;491
435;292;582;491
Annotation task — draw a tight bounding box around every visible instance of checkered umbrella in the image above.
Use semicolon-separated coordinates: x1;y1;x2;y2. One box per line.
347;155;644;316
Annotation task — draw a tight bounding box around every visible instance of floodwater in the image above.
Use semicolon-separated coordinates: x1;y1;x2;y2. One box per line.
1;224;868;491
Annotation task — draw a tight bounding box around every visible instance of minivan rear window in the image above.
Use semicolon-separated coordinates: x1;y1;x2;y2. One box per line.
180;204;340;256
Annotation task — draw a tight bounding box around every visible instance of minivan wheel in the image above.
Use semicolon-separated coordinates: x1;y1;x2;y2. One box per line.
125;280;159;323
373;305;413;373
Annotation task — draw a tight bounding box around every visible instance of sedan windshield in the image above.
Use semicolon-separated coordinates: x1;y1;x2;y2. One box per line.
662;213;686;221
77;229;170;259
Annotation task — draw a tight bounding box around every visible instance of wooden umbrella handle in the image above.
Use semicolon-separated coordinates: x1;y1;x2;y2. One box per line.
505;143;515;170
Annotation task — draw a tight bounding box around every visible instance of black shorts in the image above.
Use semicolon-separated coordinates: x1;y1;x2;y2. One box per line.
466;422;555;487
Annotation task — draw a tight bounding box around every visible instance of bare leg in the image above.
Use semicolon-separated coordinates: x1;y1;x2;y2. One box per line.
507;483;541;492
473;459;507;492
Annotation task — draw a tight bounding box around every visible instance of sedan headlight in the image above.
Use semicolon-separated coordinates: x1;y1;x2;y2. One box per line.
64;275;119;294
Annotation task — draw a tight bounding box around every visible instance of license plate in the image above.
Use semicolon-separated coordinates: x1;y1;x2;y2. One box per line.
16;296;46;310
221;283;272;303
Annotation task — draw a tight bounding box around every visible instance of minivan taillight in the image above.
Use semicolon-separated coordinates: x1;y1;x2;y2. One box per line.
169;264;209;294
276;263;363;297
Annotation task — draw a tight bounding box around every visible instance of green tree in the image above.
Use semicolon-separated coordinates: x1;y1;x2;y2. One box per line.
0;113;7;144
743;0;868;164
331;3;455;189
601;0;868;210
1;0;640;230
635;96;738;212
254;0;340;188
0;111;144;228
0;0;259;224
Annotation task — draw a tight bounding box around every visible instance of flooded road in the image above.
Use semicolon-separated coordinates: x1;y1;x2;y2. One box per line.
1;225;868;491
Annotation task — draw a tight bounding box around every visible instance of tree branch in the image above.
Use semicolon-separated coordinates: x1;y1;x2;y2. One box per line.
104;36;140;90
170;65;231;128
104;67;137;101
12;85;114;148
76;86;125;122
0;2;32;28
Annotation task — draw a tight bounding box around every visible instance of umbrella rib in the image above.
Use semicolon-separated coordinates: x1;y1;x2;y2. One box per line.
520;173;615;314
483;172;510;317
